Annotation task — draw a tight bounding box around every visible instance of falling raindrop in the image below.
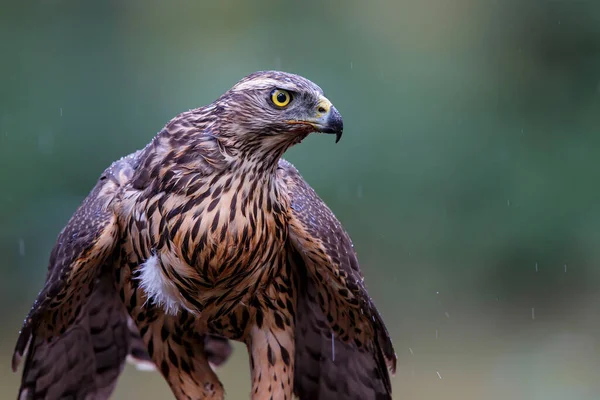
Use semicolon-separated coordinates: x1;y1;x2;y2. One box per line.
436;371;442;379
18;239;25;256
531;307;535;320
331;331;335;361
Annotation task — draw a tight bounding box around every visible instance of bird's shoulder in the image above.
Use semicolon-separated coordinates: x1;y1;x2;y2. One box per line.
129;114;230;194
50;150;141;265
276;158;362;276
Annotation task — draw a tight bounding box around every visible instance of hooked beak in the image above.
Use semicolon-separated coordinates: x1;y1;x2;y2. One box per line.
287;96;344;143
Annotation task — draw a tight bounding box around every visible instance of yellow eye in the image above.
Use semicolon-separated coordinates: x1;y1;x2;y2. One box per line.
271;89;292;108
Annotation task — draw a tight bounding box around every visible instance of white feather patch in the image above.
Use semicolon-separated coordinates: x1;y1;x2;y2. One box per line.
136;254;182;316
126;355;156;372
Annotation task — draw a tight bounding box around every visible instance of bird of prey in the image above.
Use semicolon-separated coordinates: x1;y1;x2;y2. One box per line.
13;70;397;400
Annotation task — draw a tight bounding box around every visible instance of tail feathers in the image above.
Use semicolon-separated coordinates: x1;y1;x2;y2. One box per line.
125;325;233;372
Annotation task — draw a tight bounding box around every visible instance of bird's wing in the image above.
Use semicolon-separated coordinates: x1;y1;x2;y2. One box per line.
278;159;397;400
17;273;132;400
13;154;138;400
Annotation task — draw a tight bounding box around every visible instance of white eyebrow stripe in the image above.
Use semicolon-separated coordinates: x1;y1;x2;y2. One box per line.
231;77;297;92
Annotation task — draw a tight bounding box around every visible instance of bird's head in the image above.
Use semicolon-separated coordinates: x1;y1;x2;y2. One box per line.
214;71;343;153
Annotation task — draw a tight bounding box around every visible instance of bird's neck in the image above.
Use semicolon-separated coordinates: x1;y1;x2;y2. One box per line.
141;110;303;192
215;130;309;178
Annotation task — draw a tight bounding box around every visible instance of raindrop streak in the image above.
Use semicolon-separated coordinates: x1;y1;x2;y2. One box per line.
435;329;438;339
331;331;335;361
535;262;538;272
436;371;442;380
59;107;63;117
18;239;25;256
531;307;535;320
444;312;450;319
564;264;567;273
408;347;414;355
350;61;353;70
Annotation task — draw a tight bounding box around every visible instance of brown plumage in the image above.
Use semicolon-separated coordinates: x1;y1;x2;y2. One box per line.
13;70;396;400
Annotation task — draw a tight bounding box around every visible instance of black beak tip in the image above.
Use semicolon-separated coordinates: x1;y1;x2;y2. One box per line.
319;124;343;142
325;106;343;143
335;131;342;143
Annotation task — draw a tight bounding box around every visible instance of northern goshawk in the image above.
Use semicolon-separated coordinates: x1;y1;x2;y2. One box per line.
13;71;396;400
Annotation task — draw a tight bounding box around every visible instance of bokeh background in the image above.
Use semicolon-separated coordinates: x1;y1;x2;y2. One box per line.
2;1;600;399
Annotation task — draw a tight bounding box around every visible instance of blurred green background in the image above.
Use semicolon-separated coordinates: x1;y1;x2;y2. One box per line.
2;0;600;399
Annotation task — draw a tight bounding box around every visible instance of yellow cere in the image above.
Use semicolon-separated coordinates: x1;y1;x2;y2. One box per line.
271;89;291;107
316;98;331;117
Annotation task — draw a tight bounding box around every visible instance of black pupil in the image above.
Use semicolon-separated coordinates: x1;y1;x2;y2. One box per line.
277;92;288;103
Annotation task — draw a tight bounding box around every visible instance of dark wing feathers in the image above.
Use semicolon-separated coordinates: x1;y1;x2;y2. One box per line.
278;158;396;400
13;155;138;400
125;316;156;370
292;260;393;400
17;274;131;400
